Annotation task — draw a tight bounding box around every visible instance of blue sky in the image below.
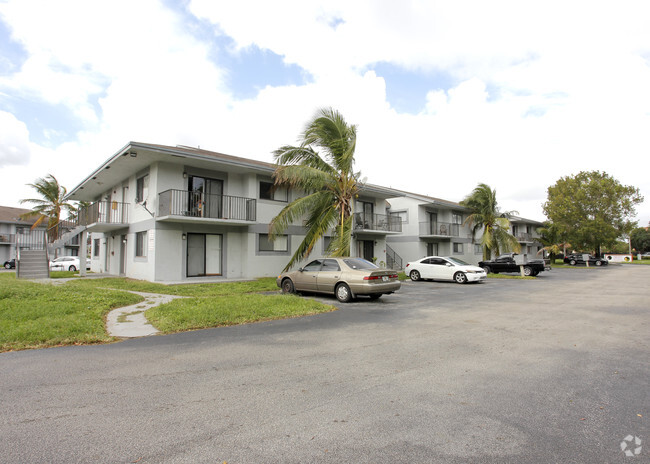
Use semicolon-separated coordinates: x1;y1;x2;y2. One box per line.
1;0;649;226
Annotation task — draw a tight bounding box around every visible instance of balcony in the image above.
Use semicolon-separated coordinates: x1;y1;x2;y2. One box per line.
419;221;460;237
0;234;15;245
158;189;257;224
515;233;535;243
79;201;129;232
353;213;402;234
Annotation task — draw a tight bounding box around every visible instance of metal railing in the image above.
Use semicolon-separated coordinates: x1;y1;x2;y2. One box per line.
515;233;534;242
0;233;15;244
386;244;403;270
80;201;129;226
419;221;460;237
158;189;257;221
353;213;402;232
47;201;129;242
16;228;48;251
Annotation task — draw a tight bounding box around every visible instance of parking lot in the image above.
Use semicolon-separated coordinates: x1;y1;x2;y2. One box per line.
0;266;648;463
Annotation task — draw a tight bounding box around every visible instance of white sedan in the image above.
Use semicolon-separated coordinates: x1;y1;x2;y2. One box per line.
405;256;487;284
49;256;90;272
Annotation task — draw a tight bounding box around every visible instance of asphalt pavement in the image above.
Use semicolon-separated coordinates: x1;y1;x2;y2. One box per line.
0;265;648;463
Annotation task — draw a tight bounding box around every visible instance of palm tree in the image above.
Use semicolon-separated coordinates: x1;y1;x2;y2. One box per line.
460;183;521;260
20;174;76;243
269;108;360;271
535;221;570;263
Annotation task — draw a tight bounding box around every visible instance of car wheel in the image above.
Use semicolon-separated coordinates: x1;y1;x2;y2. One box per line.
482;266;491;274
523;266;533;276
409;270;421;281
595;260;602;266
569;259;577;266
453;272;468;284
281;278;295;294
369;294;382;300
4;263;10;269
335;283;352;303
68;265;77;272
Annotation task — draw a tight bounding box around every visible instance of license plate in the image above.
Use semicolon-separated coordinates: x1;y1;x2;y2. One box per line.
382;276;389;282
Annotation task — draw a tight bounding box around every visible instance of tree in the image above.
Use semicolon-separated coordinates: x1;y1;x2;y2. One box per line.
543;171;643;254
630;227;650;252
269;108;360;271
20;174;76;244
460;183;521;260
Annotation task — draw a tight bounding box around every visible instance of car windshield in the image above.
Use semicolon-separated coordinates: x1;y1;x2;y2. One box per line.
342;258;378;270
446;257;470;266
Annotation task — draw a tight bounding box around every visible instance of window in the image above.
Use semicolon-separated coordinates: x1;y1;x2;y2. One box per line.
259;234;288;252
453;243;463;254
474;244;482;254
93;239;100;257
259;181;288;202
136;174;149;203
323;236;332;253
321;259;341;272
136;231;148;257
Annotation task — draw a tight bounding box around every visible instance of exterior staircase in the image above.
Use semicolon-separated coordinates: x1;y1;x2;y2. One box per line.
17;249;50;279
16;228;50;279
386;244;403;270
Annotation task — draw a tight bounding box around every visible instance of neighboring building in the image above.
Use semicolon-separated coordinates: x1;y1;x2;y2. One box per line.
385;191;480;266
384;193;544;266
0;206;46;263
64;142;403;282
509;216;544;257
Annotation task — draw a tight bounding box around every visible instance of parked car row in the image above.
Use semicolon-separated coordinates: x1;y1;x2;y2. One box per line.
563;253;608;266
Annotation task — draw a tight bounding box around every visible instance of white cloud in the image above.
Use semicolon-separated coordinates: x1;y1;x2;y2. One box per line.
0;0;649;227
0;111;31;167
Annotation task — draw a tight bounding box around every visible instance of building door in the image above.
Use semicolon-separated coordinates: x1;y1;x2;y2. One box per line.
361;240;374;262
428;212;438;235
360;201;374;229
187;233;223;277
189;176;223;218
427;242;438;257
119;235;127;275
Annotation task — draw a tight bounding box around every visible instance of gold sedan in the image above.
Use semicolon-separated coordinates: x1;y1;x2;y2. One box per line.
277;257;401;303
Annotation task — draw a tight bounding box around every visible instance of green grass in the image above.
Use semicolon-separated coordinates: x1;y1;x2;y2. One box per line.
65;276;279;296
0;274;334;352
147;293;336;333
0;273;142;351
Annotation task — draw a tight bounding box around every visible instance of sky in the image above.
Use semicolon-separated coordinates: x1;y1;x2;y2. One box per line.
1;0;650;227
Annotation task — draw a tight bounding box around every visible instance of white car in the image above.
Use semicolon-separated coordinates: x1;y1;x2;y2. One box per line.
405;256;487;284
49;256;90;272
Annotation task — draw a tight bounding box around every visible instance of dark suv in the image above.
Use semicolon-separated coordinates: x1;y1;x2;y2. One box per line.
3;259;16;269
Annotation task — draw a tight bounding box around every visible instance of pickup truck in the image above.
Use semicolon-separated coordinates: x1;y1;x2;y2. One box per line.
478;253;547;276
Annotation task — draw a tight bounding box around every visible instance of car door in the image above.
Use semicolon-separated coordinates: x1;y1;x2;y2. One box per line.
431;257;454;280
417;258;436;279
317;259;342;293
293;259;322;292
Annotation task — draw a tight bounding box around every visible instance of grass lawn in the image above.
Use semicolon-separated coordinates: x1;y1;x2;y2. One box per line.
0;274;335;352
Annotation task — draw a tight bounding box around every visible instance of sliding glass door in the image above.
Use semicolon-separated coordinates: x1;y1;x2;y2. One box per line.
187;233;222;277
188;176;223;218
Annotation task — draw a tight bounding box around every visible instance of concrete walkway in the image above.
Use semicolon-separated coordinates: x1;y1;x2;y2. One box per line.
106;291;186;338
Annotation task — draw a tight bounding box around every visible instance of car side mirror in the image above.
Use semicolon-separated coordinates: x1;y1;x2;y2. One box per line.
298;268;304;272
446;263;452;267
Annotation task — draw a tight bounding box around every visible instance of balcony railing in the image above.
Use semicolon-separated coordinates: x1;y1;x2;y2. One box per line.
158;189;257;222
353;213;402;232
419;221;460;237
47;201;129;242
80;201;129;226
0;234;15;244
515;233;534;242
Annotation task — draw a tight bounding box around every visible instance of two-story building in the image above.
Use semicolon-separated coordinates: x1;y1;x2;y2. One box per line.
64;142;402;282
